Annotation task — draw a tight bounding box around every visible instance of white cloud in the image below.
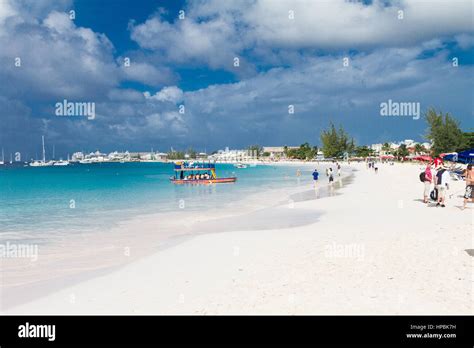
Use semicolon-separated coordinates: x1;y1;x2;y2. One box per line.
144;86;184;103
130;0;474;71
119;61;175;86
0;0;16;24
130;14;245;71
1;0;473;154
455;33;474;50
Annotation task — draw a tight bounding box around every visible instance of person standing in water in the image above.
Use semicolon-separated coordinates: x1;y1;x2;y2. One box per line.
312;168;319;186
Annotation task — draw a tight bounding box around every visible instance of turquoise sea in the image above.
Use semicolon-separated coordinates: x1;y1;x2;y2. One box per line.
0;162;316;244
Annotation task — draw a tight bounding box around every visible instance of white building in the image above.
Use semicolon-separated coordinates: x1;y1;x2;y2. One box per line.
209;149;254;162
263;146;299;159
71;152;84;162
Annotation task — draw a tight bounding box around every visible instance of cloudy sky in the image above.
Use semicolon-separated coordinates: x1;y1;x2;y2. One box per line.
0;0;473;158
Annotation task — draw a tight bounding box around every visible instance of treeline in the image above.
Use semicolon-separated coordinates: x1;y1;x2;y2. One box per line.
293;108;472;159
167;108;471;160
425;109;473;156
167;148;197;160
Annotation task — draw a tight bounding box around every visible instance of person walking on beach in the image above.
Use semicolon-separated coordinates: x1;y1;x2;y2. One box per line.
436;165;450;207
312;168;319;186
462;164;474;210
337;163;341;176
423;163;433;204
328;167;334;184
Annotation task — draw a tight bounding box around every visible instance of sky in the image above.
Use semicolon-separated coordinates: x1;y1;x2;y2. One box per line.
0;0;473;159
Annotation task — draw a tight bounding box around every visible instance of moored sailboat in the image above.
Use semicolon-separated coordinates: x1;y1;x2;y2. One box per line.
29;136;54;167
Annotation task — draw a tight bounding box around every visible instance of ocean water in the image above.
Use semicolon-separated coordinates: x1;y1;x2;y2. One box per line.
0;162;318;243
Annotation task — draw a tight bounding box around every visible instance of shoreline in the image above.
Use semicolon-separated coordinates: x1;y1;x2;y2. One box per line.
1;161;350;310
2;162;471;314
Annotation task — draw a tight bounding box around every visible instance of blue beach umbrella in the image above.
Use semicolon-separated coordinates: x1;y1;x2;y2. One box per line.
443;149;474;164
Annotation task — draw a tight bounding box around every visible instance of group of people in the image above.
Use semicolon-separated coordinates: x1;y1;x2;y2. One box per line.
367;161;378;173
421;162;474;209
183;173;211;180
311;163;342;186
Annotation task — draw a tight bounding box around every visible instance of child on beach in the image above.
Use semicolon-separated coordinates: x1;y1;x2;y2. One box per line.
462;164;474;210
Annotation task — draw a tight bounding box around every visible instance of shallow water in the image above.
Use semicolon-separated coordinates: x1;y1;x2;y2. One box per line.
0;162;321;244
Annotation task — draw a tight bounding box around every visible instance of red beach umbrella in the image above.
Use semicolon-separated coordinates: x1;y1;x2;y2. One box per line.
413;155;432;162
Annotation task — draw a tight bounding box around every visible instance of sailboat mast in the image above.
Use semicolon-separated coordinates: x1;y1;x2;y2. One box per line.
42;136;46;162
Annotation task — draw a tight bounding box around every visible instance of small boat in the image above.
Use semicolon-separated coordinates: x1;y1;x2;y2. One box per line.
53;159;70;166
170;161;237;184
29;136;54;167
79;158;94;164
234;163;247;169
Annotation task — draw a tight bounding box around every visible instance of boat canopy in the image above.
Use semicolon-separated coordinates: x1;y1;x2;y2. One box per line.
174;161;216;171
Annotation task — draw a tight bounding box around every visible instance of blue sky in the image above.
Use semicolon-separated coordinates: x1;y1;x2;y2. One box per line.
0;0;473;159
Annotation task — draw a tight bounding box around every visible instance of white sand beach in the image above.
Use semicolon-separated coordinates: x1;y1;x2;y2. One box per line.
4;162;473;314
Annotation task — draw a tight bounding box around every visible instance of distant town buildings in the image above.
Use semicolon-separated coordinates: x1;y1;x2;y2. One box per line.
370;140;431;156
208;148;254;162
262;146;299;159
70;150;168;163
67;139;433;164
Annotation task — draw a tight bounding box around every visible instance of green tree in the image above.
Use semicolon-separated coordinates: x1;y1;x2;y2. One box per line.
247;145;263;158
320;123;352;158
287;143;318;160
396;144;409;158
354;146;374;158
167;150;185;160
382;142;391;154
425;108;466;156
186;147;197;159
460;132;474;151
414;143;426;154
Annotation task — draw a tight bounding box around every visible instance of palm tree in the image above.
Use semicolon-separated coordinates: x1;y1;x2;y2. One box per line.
381;142;391;154
414;143;426;155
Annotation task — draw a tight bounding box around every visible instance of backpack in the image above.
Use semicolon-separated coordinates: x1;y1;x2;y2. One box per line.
430;188;438;201
419;172;425;182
